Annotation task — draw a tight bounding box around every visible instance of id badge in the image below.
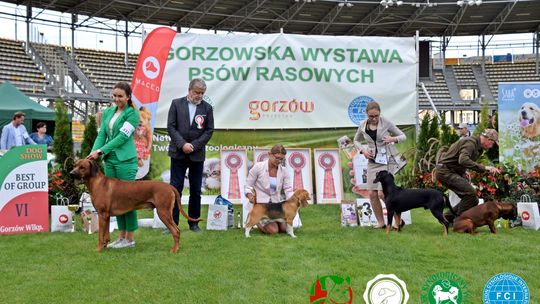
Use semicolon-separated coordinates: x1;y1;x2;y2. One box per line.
374;148;388;165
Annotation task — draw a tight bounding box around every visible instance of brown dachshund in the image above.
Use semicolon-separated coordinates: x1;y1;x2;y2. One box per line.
70;159;201;253
244;189;310;238
453;201;517;235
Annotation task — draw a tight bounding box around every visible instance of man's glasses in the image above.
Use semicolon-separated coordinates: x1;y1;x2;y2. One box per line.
368;114;380;118
273;154;285;161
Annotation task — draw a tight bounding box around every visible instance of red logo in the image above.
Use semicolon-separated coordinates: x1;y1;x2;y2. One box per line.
213;210;222;219
145;61;158;73
248;99;314;120
522;211;530;221
59;214;69;224
310;275;353;304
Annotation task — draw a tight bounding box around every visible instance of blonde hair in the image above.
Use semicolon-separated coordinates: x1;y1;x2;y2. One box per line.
365;101;381;113
270;144;286;155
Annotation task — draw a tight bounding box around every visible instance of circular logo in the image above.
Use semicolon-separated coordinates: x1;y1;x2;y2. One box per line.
58;214;69;224
521;211;530;221
257;153;269;163
142;56;160;79
318;153;336;170
348;96;374;125
364;274;409;304
420;272;469;304
213;210;222;219
483;273;529;304
310;275;353;304
523;89;540;99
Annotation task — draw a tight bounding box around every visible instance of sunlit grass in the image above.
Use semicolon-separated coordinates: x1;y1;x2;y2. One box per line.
0;205;537;303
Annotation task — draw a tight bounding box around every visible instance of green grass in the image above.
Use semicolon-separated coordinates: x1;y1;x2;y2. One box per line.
1;205;537;303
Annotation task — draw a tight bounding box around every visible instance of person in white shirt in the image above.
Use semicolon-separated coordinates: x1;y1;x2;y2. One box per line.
1;111;36;150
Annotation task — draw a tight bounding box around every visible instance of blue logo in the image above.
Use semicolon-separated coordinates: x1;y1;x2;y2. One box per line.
483;273;529;304
348;96;374;125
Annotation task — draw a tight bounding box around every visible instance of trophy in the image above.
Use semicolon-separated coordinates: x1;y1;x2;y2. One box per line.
67;204;79;232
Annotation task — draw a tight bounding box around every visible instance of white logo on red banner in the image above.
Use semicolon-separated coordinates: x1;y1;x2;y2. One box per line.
142;56;160;79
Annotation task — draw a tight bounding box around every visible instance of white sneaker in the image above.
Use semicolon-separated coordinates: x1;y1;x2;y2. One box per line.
107;238;125;248
113;239;136;249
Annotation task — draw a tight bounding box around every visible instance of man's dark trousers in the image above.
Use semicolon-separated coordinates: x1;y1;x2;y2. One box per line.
170;157;204;226
436;166;479;222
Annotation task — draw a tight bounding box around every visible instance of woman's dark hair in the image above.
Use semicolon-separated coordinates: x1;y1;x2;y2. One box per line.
113;82;134;108
36;122;46;129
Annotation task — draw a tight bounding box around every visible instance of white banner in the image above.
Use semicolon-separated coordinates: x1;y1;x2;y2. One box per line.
156;33;417;129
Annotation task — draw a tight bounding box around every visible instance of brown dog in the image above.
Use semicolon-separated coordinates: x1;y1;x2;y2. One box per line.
453;201;517;235
244;189;310;238
70;159;201;253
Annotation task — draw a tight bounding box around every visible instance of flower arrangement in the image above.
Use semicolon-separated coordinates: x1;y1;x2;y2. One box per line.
410;170;446;191
470;164;540;202
48;168;66;203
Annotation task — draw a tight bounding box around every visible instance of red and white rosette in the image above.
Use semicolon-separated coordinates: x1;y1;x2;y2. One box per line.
289;152;305;191
318;153;336;199
225;153;242;199
257;153;269;163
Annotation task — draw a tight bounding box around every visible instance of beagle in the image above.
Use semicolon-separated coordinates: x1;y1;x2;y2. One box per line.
244;189;310;238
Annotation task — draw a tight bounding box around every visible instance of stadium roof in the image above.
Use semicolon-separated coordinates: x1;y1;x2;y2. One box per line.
3;0;540;38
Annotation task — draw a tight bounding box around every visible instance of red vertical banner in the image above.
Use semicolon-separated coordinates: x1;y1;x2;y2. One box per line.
0;145;49;234
131;27;177;179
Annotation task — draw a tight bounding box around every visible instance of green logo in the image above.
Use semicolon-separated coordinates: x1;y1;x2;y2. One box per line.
309;275;353;304
420;272;470;304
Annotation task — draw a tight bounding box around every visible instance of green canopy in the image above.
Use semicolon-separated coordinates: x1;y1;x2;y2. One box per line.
0;81;54;128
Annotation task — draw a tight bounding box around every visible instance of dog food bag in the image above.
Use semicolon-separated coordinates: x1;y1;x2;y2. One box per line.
207;204;229;230
518;195;540;230
341;203;358;227
214;195;234;228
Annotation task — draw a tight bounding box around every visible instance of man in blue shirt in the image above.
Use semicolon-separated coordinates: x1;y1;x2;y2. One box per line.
1;112;36;150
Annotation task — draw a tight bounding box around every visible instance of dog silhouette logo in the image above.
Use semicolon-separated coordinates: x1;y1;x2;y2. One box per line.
364;274;409;304
309;275;353;304
420;272;469;304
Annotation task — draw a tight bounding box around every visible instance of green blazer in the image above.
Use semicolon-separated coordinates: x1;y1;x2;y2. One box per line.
92;105;139;161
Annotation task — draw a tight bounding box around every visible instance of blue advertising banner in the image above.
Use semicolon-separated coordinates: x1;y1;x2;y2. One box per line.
498;82;540;172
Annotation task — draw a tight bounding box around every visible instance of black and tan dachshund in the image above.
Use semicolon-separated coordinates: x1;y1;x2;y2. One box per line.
374;170;457;235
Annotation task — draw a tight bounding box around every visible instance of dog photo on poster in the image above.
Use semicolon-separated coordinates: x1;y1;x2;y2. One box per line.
498;82;540;172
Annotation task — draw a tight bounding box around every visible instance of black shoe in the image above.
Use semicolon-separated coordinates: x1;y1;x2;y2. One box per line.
189;225;202;233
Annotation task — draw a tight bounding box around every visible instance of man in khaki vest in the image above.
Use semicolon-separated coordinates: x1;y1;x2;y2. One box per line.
435;129;500;223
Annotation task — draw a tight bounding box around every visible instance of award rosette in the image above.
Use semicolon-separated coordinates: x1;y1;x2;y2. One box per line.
289;152;306;191
318;153;336;199
225;153;243;199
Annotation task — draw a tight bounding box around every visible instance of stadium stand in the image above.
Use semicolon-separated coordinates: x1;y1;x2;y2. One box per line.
1;35;539;116
485;62;540;101
71;48;138;97
0;37;48;95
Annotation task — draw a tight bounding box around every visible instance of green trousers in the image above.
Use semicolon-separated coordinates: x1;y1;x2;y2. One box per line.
104;152;139;232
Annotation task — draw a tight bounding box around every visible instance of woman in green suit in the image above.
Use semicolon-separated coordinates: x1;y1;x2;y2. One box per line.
87;82;140;249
